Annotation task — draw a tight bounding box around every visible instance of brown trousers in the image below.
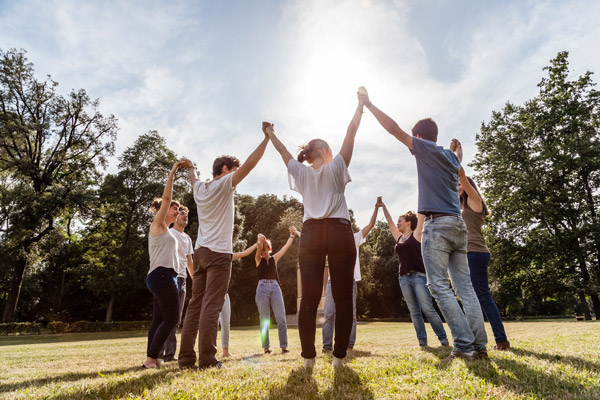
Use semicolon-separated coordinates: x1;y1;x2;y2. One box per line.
178;247;232;367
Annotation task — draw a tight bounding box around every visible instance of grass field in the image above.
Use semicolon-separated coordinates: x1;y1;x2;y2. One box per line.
1;320;599;399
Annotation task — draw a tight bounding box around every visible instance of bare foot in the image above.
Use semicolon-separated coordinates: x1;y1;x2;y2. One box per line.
222;349;232;357
143;357;159;369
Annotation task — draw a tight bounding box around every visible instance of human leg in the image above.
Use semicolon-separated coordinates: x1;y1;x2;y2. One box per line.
255;280;272;350
412;272;448;345
321;279;335;351
271;282;288;349
348;279;358;349
146;268;180;359
399;274;428;346
219;293;231;355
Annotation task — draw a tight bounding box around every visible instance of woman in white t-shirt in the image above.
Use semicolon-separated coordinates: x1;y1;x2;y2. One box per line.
262;91;366;368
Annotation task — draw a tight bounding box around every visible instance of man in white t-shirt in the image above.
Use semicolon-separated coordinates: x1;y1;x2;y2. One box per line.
159;206;194;362
322;202;381;352
179;132;270;370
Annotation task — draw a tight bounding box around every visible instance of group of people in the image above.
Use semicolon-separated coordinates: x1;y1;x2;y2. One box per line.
143;86;510;370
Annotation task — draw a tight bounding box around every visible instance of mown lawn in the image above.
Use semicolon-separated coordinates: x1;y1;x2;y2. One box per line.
1;320;599;399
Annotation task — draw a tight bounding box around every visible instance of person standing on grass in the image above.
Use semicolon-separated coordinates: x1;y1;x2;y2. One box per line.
454;143;510;351
359;87;487;361
158;205;195;362
254;229;297;354
321;201;381;354
262;90;364;369
143;161;186;369
378;199;449;348
218;242;259;358
178;131;270;370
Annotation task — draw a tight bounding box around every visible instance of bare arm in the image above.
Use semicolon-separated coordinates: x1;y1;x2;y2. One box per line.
274;227;297;262
339;99;364;166
450;139;463;164
263;122;293;167
414;214;425;243
232;133;270;187
186;255;194;278
187;164;200;187
290;226;301;238
459;167;483;213
150;162;181;236
361;202;381;238
255;234;266;267
380;200;401;241
233;243;258;260
358;87;413;149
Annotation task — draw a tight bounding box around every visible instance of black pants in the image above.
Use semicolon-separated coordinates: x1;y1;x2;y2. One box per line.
146;267;180;359
298;218;356;359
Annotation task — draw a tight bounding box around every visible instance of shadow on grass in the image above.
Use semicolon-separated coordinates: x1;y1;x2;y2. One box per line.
509;347;600;371
466;356;600;399
267;366;375;400
0;366;143;393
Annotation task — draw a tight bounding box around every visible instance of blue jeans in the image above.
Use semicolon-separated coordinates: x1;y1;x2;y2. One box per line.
399;272;448;346
146;267;180;359
159;276;186;360
322;279;357;351
421;216;487;352
255;279;288;349
468;252;508;343
218;293;231;348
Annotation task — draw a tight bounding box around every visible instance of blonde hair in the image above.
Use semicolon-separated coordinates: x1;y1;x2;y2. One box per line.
297;139;330;164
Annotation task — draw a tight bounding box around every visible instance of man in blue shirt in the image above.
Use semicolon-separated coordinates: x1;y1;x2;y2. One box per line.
358;87;487;360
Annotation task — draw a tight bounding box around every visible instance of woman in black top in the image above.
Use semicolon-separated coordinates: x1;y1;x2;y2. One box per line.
254;228;298;353
379;198;449;347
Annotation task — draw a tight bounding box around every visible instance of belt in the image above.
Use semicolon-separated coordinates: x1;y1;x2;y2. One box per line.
304;218;351;226
400;270;417;276
424;212;459;221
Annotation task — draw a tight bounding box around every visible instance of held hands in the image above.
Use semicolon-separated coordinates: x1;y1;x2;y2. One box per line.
289;226;300;237
450;138;463;163
257;233;266;244
180;159;193;169
262;121;274;138
375;196;384;208
357;86;371;107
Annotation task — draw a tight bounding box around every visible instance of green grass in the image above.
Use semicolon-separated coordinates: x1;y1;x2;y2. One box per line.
1;320;599;399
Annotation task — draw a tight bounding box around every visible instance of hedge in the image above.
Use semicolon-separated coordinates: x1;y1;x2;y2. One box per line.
0;321;151;335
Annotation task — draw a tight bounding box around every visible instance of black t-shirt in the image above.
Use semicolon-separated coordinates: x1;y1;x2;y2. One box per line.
394;234;427;276
258;257;280;282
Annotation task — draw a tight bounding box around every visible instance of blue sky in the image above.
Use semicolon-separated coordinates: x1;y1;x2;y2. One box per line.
1;0;599;227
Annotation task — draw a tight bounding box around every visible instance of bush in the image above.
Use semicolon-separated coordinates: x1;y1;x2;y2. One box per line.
0;322;43;335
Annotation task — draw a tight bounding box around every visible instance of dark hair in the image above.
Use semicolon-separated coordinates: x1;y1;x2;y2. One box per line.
212;155;240;177
151;199;180;214
460;176;490;215
178;205;189;214
297;139;330;163
411;118;438;142
399;211;418;230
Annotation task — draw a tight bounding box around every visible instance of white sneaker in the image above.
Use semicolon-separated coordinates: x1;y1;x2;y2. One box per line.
332;356;344;368
304;357;316;369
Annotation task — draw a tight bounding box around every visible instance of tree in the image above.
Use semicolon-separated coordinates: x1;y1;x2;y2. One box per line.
472;51;600;319
0;49;117;322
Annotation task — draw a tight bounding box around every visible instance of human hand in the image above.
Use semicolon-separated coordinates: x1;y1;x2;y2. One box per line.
450;139;463;163
289;226;298;236
180;159;193;169
257;233;266;243
376;196;383;207
262;121;274;137
357;86;371;107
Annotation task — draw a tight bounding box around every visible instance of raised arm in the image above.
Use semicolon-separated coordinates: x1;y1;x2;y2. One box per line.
358;87;413;150
182;159;199;187
273;227;296;262
414;214;425;243
232;131;270;187
450;138;463;164
255;234;266;267
290;226;301;238
150;161;182;236
459;167;483;213
263;122;293;167
361;201;381;238
233;242;258;260
378;198;401;241
339;95;365;166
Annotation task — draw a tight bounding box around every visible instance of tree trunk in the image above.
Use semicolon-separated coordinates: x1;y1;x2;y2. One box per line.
105;293;115;323
590;293;600;320
577;291;592;320
1;252;27;323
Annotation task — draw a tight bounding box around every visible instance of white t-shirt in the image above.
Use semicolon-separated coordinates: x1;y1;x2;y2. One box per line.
169;228;194;278
193;172;236;253
328;230;365;282
287;154;351;222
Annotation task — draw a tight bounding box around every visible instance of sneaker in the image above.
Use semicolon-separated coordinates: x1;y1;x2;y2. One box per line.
332;356;344;368
442;350;478;362
304;357;316;369
198;361;224;370
493;341;510;351
476;350;489;360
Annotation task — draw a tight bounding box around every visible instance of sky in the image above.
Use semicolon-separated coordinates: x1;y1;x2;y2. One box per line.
1;0;599;227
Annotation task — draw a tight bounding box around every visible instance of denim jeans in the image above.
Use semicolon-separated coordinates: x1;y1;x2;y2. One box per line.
218;293;231;348
159;277;186;360
255;279;288;349
146;267;180;359
398;272;448;346
178;247;232;368
298;218;356;360
322;279;357;351
421;216;487;352
468;252;508;343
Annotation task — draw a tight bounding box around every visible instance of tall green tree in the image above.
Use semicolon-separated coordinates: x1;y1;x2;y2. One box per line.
0;49;117;322
472;51;600;319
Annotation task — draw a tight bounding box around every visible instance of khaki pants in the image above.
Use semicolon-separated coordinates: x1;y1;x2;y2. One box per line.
178;247;232;367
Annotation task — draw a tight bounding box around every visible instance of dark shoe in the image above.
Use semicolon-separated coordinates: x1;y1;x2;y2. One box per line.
163;357;178;362
179;364;198;370
493;341;510;351
282;349;290;354
442;350;477;362
441;342;450;347
476;349;489;360
264;349;272;354
198;361;224;370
